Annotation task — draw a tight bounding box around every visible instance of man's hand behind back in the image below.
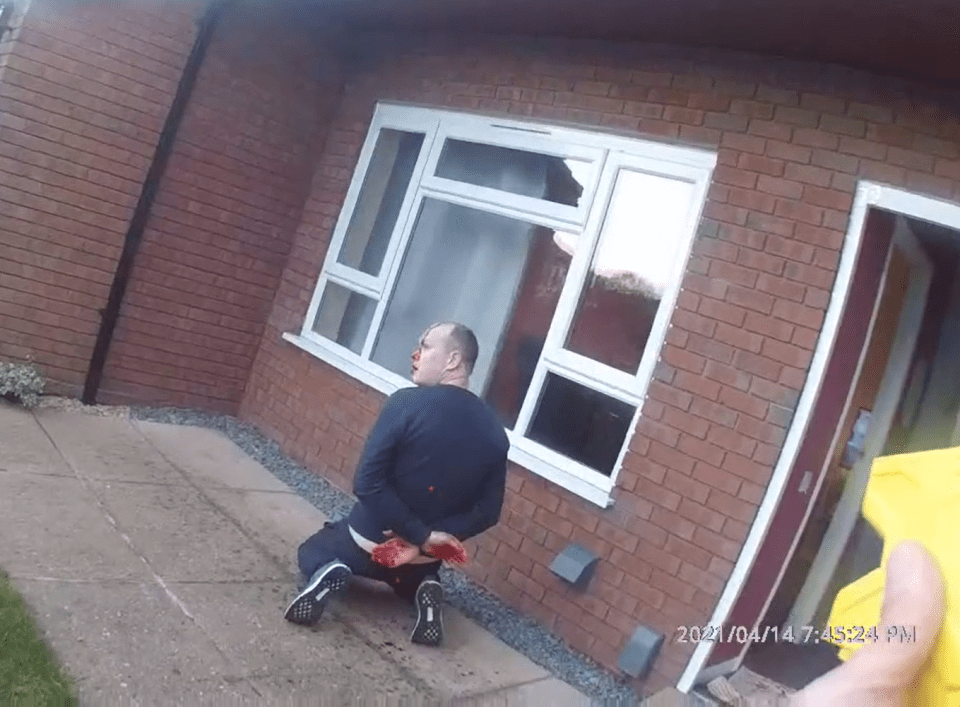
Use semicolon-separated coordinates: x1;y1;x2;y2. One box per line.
420;531;468;564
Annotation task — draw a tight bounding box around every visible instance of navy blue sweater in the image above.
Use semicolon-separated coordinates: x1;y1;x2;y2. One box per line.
347;384;510;548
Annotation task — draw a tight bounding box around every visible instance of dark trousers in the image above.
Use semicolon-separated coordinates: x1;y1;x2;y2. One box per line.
297;519;442;603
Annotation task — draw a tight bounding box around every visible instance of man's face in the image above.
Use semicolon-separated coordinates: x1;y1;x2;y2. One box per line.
411;324;453;386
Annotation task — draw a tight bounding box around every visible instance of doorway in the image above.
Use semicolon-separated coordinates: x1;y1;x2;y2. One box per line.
742;214;960;689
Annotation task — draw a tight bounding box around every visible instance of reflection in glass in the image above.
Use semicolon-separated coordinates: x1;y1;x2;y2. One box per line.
435;139;587;207
563;170;693;374
337;130;424;276
527;373;637;476
313;282;377;354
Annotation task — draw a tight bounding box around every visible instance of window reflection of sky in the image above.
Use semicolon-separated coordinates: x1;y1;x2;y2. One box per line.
554;160;690;295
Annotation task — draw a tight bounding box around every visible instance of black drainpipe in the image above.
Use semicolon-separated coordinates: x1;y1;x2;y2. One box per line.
82;1;227;405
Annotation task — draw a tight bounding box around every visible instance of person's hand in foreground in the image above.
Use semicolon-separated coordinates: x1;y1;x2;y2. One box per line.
790;539;946;707
372;530;469;567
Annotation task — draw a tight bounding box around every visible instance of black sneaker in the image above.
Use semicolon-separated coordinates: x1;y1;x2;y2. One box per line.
283;561;351;626
410;578;443;646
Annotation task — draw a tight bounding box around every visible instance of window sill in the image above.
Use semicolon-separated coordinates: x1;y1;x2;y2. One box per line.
282;332;616;509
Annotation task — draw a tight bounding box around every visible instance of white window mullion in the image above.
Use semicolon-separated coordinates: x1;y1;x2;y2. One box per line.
360;187;430;360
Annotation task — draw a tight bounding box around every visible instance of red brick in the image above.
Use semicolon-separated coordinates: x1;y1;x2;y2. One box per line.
737;248;785;276
774;105;818;128
648;440;696;475
496;543;535;576
713;322;763;353
620;568;666;608
533;506;574;539
848;102;893;124
766;140;812;163
555;616;596;653
677;496;726;533
649;569;697;603
784;260;835;290
839;136;887;160
704;111;749;132
632;473;683;512
739;480;765;505
622;99;665;118
756;174;804;200
680;125;723;146
709;555;736;580
639;417;681;448
774;198;825;227
720;132;766;155
648;87;690;106
745;211;796;238
744;311;795;344
755;87;798;106
707;426;758;459
906;172;955;199
934;158;960;181
748;120;792;142
722;450;773;486
811;148;859;174
732;349;783;382
859;159;908;185
691;525;741;563
678;560;726;594
764;234;815;264
762;337;813;369
596;519;641;554
772;298;825;329
722;517;751;543
737;153;786;177
724;285;775;316
736;414;788;445
705;489;757;527
703;201;749;226
730;98;775;119
792;325;820;350
679;433;726;468
819;114;866;137
713;166;758;190
663;105;704;125
866;122;915;148
690;397;738;429
704;360;752;393
793;128;839;150
698;297;748;327
804;185;854;211
756;273;806;303
753;442;780;466
689;93;733;112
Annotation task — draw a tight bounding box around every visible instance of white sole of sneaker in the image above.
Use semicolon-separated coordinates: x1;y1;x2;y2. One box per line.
283;562;350;625
411;580;443;646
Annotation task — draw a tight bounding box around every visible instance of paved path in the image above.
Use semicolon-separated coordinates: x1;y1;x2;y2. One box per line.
0;401;592;705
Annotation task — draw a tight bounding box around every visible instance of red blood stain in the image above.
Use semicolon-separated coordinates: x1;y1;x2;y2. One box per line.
426;539;468;565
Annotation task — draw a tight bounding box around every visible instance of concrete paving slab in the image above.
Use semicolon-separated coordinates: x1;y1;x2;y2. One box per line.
0;401;73;476
10;577;239;703
88;479;289;583
133;420;292;493
453;677;596;706
335;579;552;700
200;487;327;573
246;671;425;705
167;580;419;688
34;410;187;485
0;472;149;582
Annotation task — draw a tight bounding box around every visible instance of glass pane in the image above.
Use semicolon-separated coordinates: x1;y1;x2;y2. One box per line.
312;282;377;355
565;170;694;374
527;372;636;476
435;138;590;208
337;129;424;276
370;197;574;428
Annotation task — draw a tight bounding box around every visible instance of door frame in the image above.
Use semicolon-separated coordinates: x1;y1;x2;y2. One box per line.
784;217;932;633
677;182;960;692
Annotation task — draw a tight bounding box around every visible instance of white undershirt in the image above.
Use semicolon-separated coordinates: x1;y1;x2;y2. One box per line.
348;525;438;564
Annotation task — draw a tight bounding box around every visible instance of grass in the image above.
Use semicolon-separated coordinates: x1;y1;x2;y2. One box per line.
0;570;77;706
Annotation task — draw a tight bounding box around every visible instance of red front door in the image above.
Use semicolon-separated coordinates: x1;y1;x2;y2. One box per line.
703;208;896;668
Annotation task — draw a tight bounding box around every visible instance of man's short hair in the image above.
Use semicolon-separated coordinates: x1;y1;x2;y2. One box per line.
444;323;479;375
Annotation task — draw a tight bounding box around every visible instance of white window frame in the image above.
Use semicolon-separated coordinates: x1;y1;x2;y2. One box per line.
284;102;716;508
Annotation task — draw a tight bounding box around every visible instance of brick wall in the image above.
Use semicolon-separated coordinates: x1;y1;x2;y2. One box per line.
0;0;197;393
240;33;960;693
96;4;345;413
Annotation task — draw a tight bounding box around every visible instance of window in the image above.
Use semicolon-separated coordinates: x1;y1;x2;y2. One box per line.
285;104;716;507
